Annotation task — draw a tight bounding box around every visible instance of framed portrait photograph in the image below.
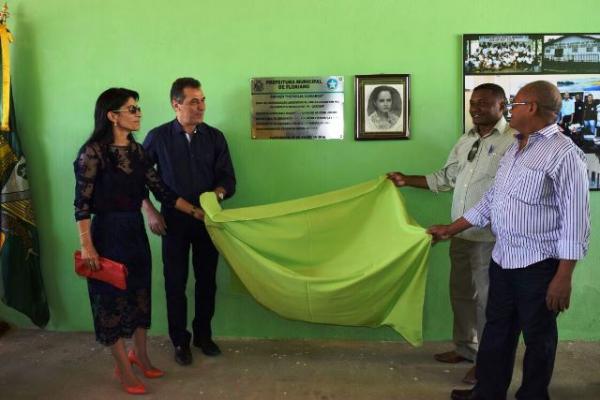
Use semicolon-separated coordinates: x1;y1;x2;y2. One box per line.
355;74;410;140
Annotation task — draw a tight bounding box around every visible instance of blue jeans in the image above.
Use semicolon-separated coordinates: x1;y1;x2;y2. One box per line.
583;119;596;136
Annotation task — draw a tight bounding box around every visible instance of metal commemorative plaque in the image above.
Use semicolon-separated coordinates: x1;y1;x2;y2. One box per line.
251;76;344;139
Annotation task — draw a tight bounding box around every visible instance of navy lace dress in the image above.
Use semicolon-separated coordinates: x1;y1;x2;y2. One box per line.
74;140;176;345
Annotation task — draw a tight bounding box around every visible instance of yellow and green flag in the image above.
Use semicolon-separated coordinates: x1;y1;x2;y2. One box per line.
0;18;49;327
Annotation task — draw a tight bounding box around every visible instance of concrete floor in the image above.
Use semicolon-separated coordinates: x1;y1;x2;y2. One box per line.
1;329;599;399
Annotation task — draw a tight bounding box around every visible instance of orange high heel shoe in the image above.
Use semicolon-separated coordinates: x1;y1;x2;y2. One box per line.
114;365;147;395
128;350;165;379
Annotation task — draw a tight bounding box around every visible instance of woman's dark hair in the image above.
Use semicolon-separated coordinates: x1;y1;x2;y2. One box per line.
86;87;139;146
368;85;402;115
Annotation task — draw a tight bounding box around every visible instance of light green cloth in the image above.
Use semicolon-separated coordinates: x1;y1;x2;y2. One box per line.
200;176;431;345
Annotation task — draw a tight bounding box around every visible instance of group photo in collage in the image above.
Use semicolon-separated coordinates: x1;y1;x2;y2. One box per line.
464;33;600;189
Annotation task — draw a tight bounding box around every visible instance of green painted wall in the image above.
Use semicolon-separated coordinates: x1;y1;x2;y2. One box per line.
1;0;599;341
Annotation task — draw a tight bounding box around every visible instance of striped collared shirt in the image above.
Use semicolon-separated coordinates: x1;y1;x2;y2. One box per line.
464;124;590;269
426;118;515;242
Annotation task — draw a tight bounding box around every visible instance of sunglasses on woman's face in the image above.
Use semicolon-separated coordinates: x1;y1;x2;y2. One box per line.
113;105;142;114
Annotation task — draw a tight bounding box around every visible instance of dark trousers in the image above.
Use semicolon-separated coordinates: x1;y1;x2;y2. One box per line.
474;258;558;400
162;208;219;347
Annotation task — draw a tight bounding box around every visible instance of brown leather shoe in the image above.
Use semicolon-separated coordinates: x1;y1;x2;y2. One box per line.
434;350;472;363
462;365;477;385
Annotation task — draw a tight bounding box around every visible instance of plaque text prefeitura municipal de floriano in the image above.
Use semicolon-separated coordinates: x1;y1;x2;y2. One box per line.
251;76;344;139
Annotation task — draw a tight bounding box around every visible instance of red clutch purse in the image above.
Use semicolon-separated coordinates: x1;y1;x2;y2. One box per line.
74;251;128;290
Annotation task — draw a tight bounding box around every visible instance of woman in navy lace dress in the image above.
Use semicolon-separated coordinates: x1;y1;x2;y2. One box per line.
74;88;204;394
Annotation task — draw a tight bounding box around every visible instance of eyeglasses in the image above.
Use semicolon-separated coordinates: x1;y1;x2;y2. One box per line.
467;139;480;162
112;105;142;114
505;101;529;111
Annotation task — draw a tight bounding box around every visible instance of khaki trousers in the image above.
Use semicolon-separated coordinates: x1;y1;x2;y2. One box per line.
449;237;494;361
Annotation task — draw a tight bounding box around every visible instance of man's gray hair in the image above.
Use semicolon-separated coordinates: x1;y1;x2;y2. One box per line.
170;77;202;103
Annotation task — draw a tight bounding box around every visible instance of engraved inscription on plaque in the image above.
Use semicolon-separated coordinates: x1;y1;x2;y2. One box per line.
251;76;344;139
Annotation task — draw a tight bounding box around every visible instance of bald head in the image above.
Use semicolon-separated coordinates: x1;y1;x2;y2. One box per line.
519;80;561;123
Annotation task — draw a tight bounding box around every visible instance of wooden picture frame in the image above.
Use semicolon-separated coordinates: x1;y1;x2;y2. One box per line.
355;74;410;140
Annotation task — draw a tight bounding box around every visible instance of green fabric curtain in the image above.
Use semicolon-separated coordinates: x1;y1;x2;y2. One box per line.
200;177;431;345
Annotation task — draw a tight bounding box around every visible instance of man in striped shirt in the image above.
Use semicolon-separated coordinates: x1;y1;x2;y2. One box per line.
388;83;514;384
429;81;590;400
